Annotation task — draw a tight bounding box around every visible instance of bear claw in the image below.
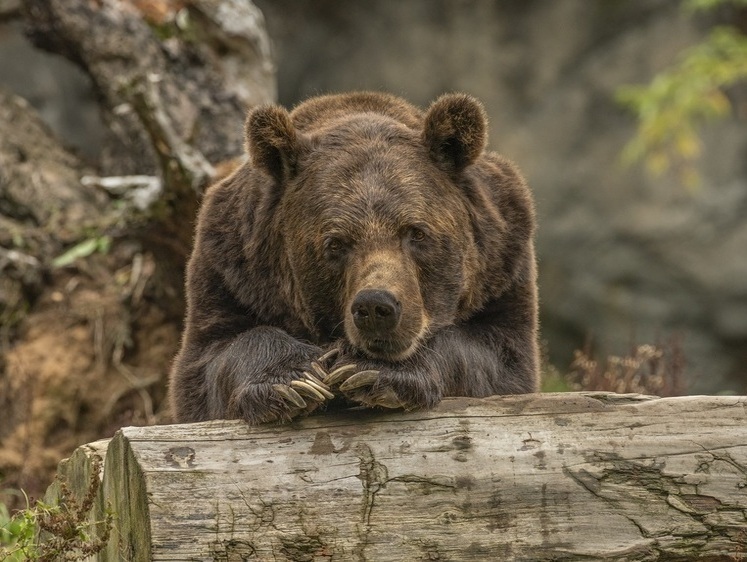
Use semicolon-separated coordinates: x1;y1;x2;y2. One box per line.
317;348;340;365
272;383;307;409
335;370;405;409
369;388;403;409
301;370;333;393
338;370;380;391
309;361;330;382
291;379;333;401
323;364;358;387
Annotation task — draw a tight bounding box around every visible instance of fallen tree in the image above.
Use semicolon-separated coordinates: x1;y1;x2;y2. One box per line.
45;392;747;560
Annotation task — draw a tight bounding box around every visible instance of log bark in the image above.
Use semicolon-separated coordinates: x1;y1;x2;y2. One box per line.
45;392;747;561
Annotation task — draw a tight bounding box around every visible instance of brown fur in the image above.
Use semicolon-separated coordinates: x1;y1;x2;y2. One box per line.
169;91;539;424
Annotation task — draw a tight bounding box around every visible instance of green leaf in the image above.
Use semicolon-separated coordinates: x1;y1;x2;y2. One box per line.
52;236;112;268
617;22;747;188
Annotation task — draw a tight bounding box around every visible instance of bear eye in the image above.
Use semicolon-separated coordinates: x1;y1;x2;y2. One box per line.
323;237;347;260
408;226;427;243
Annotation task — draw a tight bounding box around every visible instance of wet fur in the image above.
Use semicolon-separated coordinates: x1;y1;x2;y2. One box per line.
170;91;539;423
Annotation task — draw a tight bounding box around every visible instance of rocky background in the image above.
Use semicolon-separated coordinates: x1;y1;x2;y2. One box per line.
0;0;745;506
253;0;747;394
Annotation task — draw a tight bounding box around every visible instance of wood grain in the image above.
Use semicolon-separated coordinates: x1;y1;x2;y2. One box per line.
48;393;747;561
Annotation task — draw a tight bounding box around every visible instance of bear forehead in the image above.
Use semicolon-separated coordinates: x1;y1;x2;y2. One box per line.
303;111;420;142
297;146;457;220
294;165;465;240
287;114;469;233
299;116;448;195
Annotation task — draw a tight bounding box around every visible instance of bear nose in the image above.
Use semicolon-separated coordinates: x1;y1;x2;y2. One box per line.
351;289;401;333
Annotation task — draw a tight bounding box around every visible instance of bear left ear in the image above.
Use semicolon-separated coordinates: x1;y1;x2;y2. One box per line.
423;93;488;172
245;104;302;182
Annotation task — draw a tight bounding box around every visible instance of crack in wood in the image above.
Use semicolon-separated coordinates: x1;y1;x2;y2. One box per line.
564;453;747;556
355;443;388;528
387;474;456;489
353;443;389;561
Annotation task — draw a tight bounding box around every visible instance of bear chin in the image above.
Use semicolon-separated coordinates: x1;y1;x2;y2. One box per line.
349;320;429;362
357;338;419;362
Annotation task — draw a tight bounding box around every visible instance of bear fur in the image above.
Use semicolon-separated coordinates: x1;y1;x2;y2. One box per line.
169;91;539;424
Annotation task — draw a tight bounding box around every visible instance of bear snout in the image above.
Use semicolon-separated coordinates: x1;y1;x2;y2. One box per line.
351;289;402;334
343;248;427;360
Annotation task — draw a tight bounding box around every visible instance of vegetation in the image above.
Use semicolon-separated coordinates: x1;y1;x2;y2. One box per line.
617;0;747;188
0;460;113;561
541;337;687;397
51;236;112;269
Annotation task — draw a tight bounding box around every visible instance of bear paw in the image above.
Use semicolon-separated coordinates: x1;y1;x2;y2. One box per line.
338;370;402;409
271;371;334;411
266;348;359;421
323;363;440;411
237;373;334;424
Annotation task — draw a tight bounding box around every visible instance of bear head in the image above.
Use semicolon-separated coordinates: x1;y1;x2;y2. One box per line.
245;93;493;362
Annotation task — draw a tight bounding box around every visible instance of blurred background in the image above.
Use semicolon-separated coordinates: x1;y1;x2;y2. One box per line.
1;0;746;512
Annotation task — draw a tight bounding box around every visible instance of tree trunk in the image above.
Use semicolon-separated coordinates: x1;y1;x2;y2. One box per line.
23;0;275;312
0;0;274;507
46;393;747;561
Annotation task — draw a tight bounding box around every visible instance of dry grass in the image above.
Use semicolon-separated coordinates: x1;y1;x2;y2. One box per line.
564;335;687;397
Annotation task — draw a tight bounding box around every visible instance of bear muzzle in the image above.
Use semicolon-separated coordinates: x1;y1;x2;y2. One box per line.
344;248;427;361
347;288;425;361
351;289;401;334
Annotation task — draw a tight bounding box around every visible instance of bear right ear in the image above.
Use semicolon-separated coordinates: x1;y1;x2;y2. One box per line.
245;105;301;182
423;93;488;173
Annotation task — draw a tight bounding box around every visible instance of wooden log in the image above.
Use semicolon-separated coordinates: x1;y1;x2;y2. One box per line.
47;393;747;560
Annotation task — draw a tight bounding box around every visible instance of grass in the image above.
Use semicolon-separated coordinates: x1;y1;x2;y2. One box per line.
0;459;113;561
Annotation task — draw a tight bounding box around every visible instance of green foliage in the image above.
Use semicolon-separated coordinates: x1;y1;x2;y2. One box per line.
617;3;747;189
1;497;36;561
539;340;575;392
684;0;747;11
540;371;573;393
52;235;111;268
0;462;113;561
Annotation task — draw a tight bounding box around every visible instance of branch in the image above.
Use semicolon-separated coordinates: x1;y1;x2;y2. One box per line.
124;75;215;198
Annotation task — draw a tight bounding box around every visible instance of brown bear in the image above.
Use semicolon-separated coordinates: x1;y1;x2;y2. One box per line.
169;91;539;424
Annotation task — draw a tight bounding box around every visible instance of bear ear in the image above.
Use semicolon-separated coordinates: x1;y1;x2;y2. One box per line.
423;93;488;172
245;104;301;182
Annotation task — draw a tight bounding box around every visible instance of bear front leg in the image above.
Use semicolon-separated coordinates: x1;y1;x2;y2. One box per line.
199;327;335;424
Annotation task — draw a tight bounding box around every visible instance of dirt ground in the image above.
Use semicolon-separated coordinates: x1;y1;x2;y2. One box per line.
0;243;180;509
0;86;174;510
